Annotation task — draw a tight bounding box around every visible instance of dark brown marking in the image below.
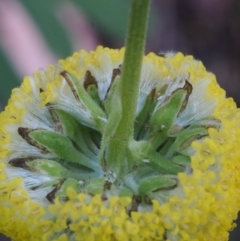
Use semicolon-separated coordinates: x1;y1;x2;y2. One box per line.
105;67;121;99
46;180;64;203
101;181;112;201
128;195;142;215
159;79;192;112
150;88;156;101
9;157;35;171
83;70;98;90
46;104;63;133
39;88;44;93
144;196;153;205
60;70;80;101
178;80;193;115
111;68;121;83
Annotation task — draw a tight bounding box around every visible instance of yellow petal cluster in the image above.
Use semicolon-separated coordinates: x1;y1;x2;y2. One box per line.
0;47;240;241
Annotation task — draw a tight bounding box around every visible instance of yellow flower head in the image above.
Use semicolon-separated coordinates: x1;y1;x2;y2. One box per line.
1;46;240;241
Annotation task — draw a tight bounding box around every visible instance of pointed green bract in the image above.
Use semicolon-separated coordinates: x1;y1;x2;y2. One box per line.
29;129;98;171
134;93;157;140
26;159;77;178
55;109;97;159
61;71;107;131
149;89;187;149
85;178;106;195
172;155;191;166
98;76;122;166
138;176;177;196
129;140;184;174
55;178;81;199
172;127;208;154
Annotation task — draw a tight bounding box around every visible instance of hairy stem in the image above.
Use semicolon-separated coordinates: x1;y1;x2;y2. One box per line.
105;0;151;177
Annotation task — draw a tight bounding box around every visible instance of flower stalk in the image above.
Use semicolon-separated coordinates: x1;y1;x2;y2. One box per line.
105;0;151;177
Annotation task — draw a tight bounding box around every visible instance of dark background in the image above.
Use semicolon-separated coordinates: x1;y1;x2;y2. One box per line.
0;0;239;240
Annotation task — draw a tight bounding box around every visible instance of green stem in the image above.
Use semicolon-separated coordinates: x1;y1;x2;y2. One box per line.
106;0;151;177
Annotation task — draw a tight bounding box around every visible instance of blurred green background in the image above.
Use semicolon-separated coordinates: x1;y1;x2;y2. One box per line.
0;0;240;240
0;0;132;108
